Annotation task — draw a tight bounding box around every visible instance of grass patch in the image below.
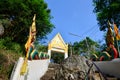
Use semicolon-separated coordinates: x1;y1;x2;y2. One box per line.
0;49;22;80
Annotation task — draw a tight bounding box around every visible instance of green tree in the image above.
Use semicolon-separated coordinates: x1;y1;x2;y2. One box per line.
73;37;100;56
93;0;120;31
0;0;54;44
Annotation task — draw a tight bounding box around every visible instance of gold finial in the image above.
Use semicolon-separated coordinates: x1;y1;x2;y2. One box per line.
33;14;36;21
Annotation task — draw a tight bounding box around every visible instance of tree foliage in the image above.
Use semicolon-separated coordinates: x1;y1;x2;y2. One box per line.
0;0;54;44
72;37;100;56
51;53;64;63
93;0;120;31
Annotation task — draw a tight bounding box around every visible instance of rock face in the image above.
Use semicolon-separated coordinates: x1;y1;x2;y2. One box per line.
41;55;91;80
54;55;89;80
40;63;59;80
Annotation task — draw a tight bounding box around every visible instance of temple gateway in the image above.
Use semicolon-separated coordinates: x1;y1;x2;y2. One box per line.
48;33;68;59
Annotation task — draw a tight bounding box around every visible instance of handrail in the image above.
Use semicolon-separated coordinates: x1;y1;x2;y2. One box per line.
92;62;107;80
85;60;108;80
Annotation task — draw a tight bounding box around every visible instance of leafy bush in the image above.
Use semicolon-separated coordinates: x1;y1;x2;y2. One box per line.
10;43;22;53
0;38;23;79
0;38;7;49
0;37;22;53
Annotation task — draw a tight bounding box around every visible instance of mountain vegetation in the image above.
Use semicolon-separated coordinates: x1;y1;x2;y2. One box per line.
72;37;100;57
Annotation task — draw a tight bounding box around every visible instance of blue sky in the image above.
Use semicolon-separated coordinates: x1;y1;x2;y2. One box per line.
45;0;105;44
